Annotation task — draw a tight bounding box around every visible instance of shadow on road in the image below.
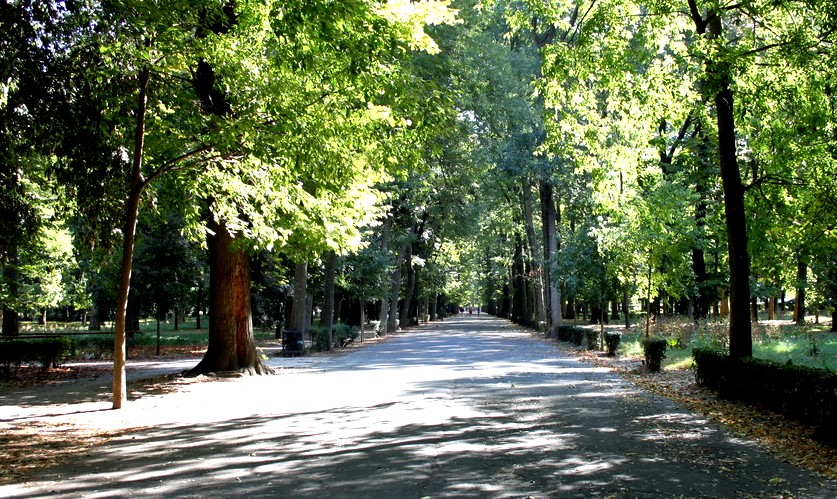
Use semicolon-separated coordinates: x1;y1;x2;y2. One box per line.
2;315;834;498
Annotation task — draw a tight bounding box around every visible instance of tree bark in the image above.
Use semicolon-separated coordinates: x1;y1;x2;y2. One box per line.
2;246;20;336
292;261;309;334
522;177;547;330
689;3;752;357
387;250;405;334
623;289;631;328
716;83;752;358
112;66;150;409
189;218;266;375
320;251;337;350
399;243;416;328
512;235;529;326
377;219;392;333
540;181;562;336
195;279;203;329
794;251;807;325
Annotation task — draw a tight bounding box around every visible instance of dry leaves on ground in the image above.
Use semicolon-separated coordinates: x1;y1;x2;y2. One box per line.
563;343;837;481
0;422;143;485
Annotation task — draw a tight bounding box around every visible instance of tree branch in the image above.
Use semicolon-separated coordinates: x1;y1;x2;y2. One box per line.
744;174;809;192
141;144;215;189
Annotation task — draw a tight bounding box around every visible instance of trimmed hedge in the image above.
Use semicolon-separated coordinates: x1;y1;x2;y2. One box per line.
0;337;72;377
642;337;667;372
604;332;621;356
693;348;837;443
310;324;359;352
556;325;597;349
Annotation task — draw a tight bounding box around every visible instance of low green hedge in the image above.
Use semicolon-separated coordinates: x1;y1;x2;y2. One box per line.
642;337;668;372
310;324;359;352
604;332;622;356
0;337;72;376
693;347;837;443
557;325;597;349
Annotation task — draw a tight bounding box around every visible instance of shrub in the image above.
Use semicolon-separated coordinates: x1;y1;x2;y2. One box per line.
604;332;622;356
692;347;837;443
642;337;668;372
72;336;114;360
586;329;598;350
0;337;73;378
333;323;359;347
556;325;575;342
36;337;72;368
309;323;359;352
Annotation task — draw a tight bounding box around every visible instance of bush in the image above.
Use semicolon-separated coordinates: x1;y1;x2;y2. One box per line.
553;325;601;350
0;337;73;378
309;324;359;352
72;335;114;360
36;337;72;368
693;347;837;443
642;337;667;372
604;332;622;356
556;325;574;342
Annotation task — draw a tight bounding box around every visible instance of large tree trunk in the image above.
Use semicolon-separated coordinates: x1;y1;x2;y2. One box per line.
716;81;752;358
190;219;267;375
522;177;547;330
2;247;20;336
540;181;562;336
112;66;150;409
794;251;807;325
292;261;309;334
320;251;337;349
690;5;752;358
387;245;407;334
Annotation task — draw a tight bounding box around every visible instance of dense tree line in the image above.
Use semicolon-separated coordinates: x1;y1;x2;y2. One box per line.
1;0;836;409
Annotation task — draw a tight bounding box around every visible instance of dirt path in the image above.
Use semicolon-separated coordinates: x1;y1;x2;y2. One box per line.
1;315;835;498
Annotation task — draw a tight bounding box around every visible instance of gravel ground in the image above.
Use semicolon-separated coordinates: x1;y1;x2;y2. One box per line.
1;315;835;498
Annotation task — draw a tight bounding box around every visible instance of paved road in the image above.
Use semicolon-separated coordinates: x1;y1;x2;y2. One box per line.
2;315;835;498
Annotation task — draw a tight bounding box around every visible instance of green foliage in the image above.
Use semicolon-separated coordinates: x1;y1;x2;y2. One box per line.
693;347;837;443
604;332;622;356
70;335;115;360
0;337;72;376
309;323;359;352
642;337;668;373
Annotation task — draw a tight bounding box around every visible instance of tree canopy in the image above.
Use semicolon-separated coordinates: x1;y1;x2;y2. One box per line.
2;0;837;405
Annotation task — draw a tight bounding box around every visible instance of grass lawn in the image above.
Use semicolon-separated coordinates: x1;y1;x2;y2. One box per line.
17;319;277;360
603;312;837;372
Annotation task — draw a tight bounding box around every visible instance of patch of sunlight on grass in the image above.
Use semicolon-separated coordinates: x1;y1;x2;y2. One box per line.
752;334;837;371
619;334;644;357
758;338;796;354
665;356;694;370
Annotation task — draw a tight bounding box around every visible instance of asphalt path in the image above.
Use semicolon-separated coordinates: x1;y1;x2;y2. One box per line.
2;315;835;498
